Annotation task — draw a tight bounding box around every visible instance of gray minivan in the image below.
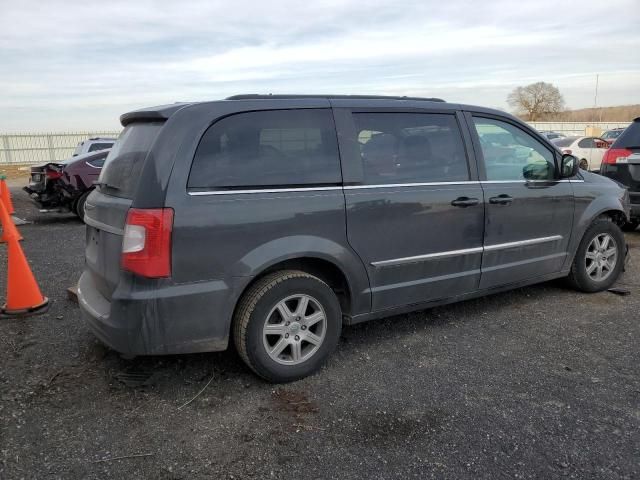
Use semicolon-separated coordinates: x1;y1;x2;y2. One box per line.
78;95;630;382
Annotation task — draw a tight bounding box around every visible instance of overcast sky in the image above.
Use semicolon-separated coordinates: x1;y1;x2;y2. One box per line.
1;0;639;131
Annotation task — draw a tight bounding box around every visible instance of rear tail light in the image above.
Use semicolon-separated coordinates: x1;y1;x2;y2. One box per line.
602;148;632;165
562;149;572;155
46;168;63;179
122;208;174;278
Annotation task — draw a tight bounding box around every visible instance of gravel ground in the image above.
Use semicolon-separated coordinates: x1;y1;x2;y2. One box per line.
1;187;639;479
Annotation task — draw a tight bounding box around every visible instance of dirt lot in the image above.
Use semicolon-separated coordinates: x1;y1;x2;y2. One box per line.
0;166;30;185
1;187;639;479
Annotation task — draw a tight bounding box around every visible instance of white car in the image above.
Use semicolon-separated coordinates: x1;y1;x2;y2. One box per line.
552;136;610;172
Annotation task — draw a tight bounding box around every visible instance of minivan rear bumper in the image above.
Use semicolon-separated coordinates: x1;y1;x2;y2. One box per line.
77;271;233;355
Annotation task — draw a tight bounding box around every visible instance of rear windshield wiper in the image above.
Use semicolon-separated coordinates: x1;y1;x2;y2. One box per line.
93;181;120;191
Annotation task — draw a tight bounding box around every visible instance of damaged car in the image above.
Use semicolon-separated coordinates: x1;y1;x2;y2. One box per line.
23;148;110;221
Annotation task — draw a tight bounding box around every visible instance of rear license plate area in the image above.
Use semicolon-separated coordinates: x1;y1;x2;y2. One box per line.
85;227;101;268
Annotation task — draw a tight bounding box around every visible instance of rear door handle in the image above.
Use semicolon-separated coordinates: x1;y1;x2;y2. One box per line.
489;194;514;205
451;197;480;207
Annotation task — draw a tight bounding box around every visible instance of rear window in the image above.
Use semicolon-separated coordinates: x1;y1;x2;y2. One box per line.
88;142;114;152
614;121;640;148
188;109;341;190
98;123;163;198
578;138;595;148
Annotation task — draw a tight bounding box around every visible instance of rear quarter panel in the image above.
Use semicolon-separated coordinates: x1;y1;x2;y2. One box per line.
160;101;372;321
63;159;99;191
169;190;370;314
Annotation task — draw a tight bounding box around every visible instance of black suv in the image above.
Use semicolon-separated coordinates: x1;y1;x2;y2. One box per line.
601;117;640;231
78;95;630;382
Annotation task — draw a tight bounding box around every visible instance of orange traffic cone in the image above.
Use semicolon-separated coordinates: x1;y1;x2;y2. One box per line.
0;224;22;243
0;198;48;317
0;176;15;215
0;201;22;243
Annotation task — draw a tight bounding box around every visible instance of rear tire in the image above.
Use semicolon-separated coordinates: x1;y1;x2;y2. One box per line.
579;159;589;170
233;270;342;383
567;217;625;292
74;190;91;222
622;220;639;232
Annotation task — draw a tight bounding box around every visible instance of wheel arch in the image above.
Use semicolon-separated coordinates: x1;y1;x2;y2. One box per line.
565;200;628;269
230;235;371;318
234;256;357;321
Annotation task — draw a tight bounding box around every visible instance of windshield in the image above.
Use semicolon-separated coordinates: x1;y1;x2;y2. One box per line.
98;122;163;198
602;130;622;139
552;137;576;147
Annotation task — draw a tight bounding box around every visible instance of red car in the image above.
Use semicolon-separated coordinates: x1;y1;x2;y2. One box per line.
23;149;110;220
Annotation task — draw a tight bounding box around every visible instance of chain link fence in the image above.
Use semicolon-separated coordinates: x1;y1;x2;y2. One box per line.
527;122;630;136
0;131;121;165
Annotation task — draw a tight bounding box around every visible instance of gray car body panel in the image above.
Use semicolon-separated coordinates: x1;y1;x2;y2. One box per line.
78;96;629;356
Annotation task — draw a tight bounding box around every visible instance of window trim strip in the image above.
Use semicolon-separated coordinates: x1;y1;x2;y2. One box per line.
187;179;584;195
344;181;479;189
188;186;343;196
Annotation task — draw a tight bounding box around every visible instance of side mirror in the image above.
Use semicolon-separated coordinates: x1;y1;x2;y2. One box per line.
560;153;579;178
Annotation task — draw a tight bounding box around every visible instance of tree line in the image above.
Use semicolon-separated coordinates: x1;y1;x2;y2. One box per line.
507;81;639;122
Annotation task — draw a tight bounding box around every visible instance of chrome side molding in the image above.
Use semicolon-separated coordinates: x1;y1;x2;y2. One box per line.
372;235;564;267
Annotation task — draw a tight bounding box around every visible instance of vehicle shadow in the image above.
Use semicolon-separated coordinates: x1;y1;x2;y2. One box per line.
98;280;575;389
25;214;83;225
11;188;82;225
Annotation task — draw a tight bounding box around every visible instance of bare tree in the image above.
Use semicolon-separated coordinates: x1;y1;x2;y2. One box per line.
507;82;565;121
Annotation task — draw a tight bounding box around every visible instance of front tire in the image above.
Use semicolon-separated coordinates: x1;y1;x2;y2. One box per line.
233;270;342;383
567;217;625;292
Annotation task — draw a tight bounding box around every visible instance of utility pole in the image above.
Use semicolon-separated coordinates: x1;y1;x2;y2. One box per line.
593;74;600;122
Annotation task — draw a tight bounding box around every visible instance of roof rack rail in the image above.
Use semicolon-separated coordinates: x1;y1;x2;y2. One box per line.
226;94;446;102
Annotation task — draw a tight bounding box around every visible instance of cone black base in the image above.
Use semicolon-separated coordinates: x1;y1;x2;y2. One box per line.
0;297;49;318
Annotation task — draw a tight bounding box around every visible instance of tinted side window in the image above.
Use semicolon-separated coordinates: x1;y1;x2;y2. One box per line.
88;142;114;152
473;117;556;181
188;109;340;190
352;113;469;184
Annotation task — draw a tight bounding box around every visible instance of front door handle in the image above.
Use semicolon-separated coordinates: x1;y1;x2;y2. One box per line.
451;197;480;207
489;194;514;205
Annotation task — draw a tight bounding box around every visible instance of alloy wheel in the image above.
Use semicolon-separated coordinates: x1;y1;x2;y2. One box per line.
262;294;327;365
585;233;618;282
